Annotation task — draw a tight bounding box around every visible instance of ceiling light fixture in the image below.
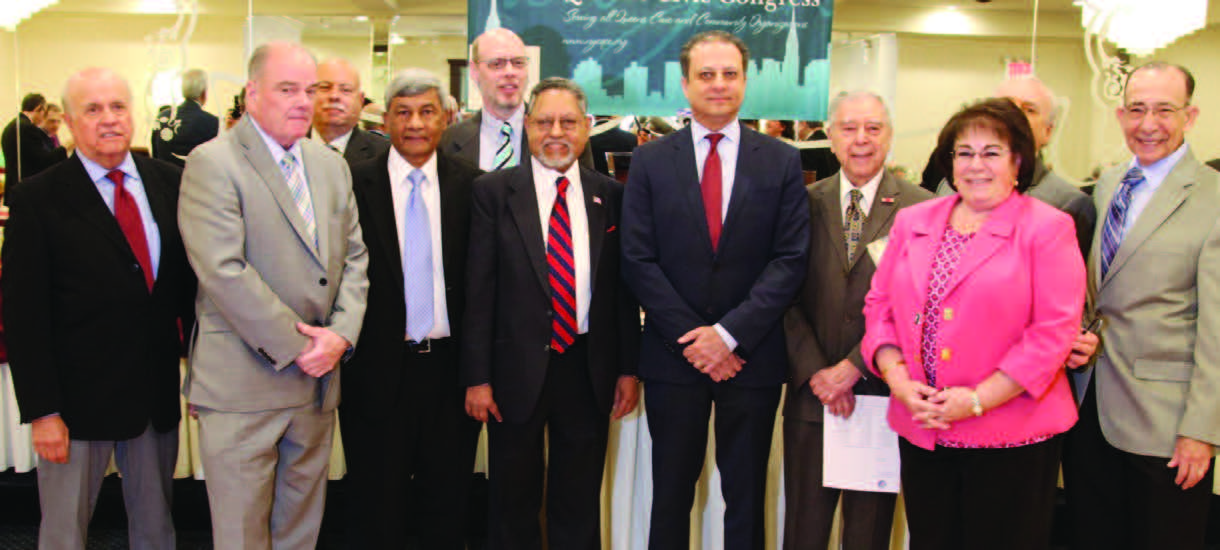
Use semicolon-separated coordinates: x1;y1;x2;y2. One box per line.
1077;0;1208;56
0;0;59;31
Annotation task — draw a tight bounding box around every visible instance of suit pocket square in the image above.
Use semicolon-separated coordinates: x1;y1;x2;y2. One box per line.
607;225;617;233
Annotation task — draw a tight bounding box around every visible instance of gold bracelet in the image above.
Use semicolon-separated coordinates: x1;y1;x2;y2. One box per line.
880;359;905;379
969;390;984;417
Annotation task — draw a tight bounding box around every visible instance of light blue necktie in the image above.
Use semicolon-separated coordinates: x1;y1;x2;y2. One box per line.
1099;166;1145;278
403;169;434;340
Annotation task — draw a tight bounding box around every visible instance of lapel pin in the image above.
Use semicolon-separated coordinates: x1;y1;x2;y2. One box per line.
593;196;603;205
881;197;895;204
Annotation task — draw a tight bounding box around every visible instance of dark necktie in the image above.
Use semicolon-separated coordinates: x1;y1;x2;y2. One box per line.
108;170;154;291
844;188;864;261
702;133;724;251
1099;166;1146;278
547;176;577;353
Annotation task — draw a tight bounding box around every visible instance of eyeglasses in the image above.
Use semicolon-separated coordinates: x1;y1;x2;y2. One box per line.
480;56;528;71
1121;103;1187;122
952;147;1010;164
529;116;582;133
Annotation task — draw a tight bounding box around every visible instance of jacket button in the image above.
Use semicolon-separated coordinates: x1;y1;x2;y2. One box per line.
319;278;328;286
132;263;141;272
544;344;551;351
940;348;952;361
705;307;714;315
944;308;954;321
547;310;553;317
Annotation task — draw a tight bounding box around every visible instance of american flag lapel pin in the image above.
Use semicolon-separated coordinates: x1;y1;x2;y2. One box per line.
593;196;603;205
881;197;895;204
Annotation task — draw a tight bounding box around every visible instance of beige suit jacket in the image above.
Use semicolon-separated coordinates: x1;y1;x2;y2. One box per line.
1090;148;1220;457
178;117;369;413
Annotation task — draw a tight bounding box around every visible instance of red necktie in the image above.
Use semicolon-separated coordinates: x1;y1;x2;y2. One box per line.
547;176;577;354
702;133;724;251
108;170;154;292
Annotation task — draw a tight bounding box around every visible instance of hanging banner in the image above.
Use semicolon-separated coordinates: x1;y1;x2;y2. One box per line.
467;0;835;120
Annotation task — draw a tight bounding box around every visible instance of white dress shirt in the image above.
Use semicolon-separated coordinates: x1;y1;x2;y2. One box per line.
478;106;525;171
1122;143;1190;234
389;149;451;340
314;128;354;154
839;169;884;219
690;118;742;350
531;156;591;334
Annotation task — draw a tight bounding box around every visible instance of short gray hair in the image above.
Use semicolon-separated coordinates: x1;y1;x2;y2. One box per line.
827;90;892;130
528;77;588;115
248;42;316;82
384;68;444;107
181;69;208;101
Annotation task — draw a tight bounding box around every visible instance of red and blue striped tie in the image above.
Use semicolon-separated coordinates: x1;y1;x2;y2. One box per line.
548;176;577;353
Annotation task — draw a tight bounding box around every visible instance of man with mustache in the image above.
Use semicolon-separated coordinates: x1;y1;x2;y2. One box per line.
312;57;389;165
3;67;195;550
463;77;640;549
440;28;592;171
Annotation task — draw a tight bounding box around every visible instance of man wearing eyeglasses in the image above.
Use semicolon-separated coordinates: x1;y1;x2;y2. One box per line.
440;27;592;171
312;58;389;165
462;77;640;549
1066;61;1220;550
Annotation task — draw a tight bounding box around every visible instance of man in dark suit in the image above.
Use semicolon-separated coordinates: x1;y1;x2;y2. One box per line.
463;77;640;549
2;93;69;202
621;31;809;549
341;68;484;550
312;57;390;165
151;68;219;167
439;28;593;172
783;91;932;550
2;67;195;550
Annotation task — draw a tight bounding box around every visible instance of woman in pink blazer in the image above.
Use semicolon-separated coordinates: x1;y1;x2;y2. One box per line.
862;98;1085;550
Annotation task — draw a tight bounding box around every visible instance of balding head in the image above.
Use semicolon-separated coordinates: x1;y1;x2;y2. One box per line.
995;76;1057;150
246;42;318;148
314;58;365;141
62;67;134;169
470;28;528;119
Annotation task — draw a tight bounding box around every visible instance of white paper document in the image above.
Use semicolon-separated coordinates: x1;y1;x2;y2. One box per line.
822;395;901;493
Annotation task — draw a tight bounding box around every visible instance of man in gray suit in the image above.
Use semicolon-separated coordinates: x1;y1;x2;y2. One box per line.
936;77;1095;256
178;42;369;550
782;91;931;550
1065;61;1220;550
439;28;592;171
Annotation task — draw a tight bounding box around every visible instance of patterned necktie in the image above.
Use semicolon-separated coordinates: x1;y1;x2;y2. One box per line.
279;153;318;250
548;176;577;353
403;169;435;340
108;170;154;292
1099;166;1146;278
702;133;724;251
844;188;864;261
493;120;515;170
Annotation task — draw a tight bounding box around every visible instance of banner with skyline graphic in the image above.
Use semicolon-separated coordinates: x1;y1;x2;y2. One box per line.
467;0;835;120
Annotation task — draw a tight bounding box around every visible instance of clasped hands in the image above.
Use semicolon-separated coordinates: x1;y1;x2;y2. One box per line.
679;326;742;382
891;380;977;430
295;322;349;377
810;359;861;418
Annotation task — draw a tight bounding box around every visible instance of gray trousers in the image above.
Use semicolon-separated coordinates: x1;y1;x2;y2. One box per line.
37;422;178;550
197;405;334;550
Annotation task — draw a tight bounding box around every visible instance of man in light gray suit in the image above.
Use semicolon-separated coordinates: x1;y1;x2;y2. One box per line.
178;42;369;550
1065;61;1220;550
783;91;931;550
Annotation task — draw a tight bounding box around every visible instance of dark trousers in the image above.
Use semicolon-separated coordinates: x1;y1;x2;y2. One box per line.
1063;381;1213;550
645;379;782;550
899;435;1062;550
340;338;482;550
487;337;609;550
782;417;896;550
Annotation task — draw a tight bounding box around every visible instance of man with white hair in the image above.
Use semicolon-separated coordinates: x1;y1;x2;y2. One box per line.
312;58;389;165
783;90;932;550
151;68;219;167
3;67;195;550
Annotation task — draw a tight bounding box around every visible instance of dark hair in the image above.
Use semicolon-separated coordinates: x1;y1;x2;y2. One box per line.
934;97;1037;193
1125;61;1196;102
20;93;46;113
680;31;749;79
228;89;246;121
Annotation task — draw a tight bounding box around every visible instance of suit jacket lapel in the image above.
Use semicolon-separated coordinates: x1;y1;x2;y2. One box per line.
437;153;464;287
720;129;757;253
581;169;607;294
1101;159;1196;287
851;172;901;271
817;175;850;272
452;111;482;162
507;166;550;295
61;156;135;263
133;156;175;293
235;119;324;265
365;152;404;287
670;127;714;256
942;194;1020;298
301;145;330;263
906;197;952;304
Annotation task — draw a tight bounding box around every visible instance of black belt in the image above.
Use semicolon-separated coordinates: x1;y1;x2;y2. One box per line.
405;337;450;354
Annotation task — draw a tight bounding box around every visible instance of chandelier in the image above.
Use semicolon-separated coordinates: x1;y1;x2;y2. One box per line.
1076;0;1209;56
0;0;59;31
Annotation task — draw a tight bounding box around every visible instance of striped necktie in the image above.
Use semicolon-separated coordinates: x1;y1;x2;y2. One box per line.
279;153;318;250
493;120;515;170
403;169;435;340
1099;166;1145;278
547;176;577;353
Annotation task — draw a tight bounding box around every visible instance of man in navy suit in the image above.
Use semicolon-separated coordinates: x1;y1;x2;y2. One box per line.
151;68;219;167
621;31;809;549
